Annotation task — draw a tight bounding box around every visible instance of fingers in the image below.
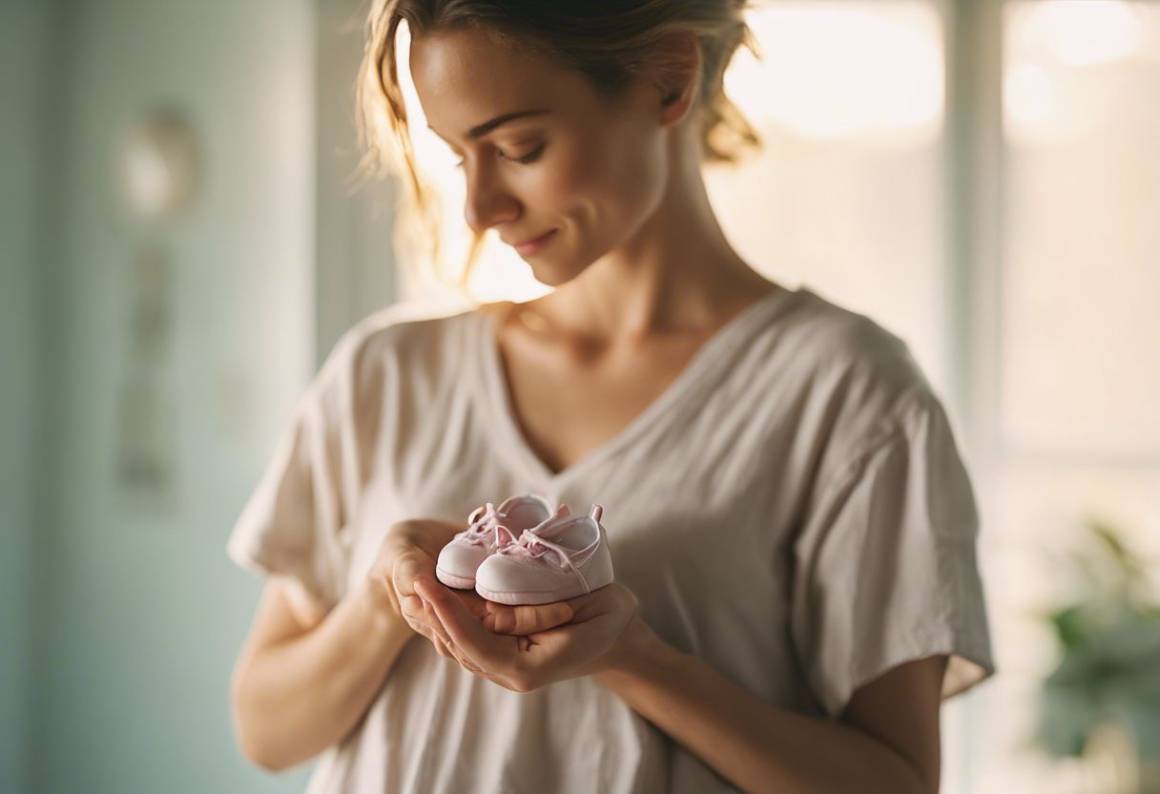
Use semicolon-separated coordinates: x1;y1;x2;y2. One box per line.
420;594;490;675
430;632;452;659
399;594;432;638
561;582;637;623
415;581;641;693
392;549;429;599
430;632;478;675
445;640;486;675
406;574;551;688
399;591;452;644
414;576;502;668
452;590;491;621
422;598;453;646
402;586;491;675
483;601;574;635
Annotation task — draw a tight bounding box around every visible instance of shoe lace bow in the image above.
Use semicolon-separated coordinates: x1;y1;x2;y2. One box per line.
495;526;598;593
457;503;511;548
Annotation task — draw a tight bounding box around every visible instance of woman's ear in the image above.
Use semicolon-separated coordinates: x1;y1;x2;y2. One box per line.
652;31;703;126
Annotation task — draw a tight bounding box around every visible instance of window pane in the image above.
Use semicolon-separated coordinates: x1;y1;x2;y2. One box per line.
1001;1;1160;458
708;1;948;392
983;4;1160;791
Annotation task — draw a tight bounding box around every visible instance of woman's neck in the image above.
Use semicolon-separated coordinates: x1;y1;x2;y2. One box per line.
535;175;775;344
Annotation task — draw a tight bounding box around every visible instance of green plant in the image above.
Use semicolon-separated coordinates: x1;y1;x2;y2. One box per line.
1037;517;1160;762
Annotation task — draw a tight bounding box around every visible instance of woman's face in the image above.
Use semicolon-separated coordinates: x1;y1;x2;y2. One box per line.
409;26;672;287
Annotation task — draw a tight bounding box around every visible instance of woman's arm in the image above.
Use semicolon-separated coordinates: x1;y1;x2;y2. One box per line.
229;519;575;773
595;617;947;794
229;576;413;772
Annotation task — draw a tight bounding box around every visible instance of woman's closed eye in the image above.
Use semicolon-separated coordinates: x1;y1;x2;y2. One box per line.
455;142;545;170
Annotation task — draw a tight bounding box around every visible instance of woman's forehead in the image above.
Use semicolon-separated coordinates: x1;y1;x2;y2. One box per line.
410;28;555;97
410;30;579;137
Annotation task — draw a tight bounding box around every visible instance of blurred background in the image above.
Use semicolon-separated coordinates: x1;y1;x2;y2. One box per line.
1;0;1157;792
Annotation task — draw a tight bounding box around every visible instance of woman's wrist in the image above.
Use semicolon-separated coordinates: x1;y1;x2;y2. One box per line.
596;613;670;684
366;534;418;623
358;575;411;636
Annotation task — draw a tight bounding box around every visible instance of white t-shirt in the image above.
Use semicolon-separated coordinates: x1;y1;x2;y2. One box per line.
227;284;995;793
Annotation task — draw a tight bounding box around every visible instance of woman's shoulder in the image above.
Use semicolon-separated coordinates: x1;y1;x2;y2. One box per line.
778;286;950;466
311;301;486;394
781;285;934;399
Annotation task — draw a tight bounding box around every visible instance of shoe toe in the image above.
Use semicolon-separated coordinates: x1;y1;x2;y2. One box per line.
437;541;489;578
474;554;561;595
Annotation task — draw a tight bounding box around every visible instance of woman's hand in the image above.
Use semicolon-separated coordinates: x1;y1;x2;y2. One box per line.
367;520;575;671
366;518;466;619
413;575;647;692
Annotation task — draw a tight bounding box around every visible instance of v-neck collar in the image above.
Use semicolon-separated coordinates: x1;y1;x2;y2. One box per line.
472;284;802;486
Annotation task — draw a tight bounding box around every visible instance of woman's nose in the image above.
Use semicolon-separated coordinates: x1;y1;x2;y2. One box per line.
463;162;519;235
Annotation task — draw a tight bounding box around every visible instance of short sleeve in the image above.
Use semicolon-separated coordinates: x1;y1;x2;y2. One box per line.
790;390;996;718
226;326;377;612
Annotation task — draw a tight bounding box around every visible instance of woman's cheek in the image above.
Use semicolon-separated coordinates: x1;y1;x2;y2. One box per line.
554;136;649;224
548;141;601;202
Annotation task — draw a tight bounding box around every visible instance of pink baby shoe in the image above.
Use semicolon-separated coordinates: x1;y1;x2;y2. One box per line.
474;505;614;606
435;494;558;589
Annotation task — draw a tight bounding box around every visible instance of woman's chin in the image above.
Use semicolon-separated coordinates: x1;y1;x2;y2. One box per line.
526;259;588;288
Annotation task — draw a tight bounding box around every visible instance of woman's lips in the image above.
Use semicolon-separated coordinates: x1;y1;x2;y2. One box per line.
514;229;557;255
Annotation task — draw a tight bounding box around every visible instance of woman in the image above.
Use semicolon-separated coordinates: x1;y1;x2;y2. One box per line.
227;2;995;792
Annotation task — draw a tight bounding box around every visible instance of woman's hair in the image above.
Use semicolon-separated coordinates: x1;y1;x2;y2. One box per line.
354;0;764;289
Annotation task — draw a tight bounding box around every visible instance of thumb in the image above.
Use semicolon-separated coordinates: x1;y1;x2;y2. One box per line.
392;548;432;599
483;601;574;635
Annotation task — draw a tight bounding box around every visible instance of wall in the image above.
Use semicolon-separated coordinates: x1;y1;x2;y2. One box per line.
0;2;51;790
24;1;317;790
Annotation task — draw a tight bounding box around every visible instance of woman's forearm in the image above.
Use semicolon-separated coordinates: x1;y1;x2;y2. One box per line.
594;622;927;794
231;580;414;772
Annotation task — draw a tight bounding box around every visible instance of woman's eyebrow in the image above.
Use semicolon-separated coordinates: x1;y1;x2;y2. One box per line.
428;108;551;142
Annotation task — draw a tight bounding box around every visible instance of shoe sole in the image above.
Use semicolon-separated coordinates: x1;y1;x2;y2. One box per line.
435;568;476;590
474;582;596;605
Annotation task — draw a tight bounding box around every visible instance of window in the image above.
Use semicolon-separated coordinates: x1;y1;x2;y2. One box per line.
975;3;1160;792
708;2;949;393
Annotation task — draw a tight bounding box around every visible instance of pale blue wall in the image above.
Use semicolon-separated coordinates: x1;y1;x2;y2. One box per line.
10;0;322;791
0;2;48;790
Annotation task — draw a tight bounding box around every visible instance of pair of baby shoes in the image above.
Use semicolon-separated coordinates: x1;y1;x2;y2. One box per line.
434;494;614;606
